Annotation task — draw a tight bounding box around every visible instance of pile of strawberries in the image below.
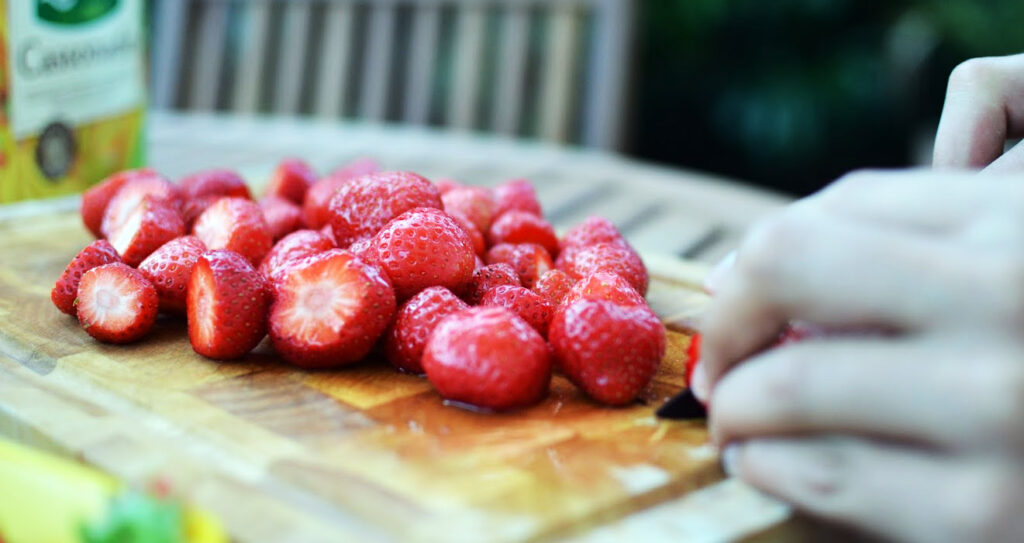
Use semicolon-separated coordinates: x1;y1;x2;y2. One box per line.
52;159;666;410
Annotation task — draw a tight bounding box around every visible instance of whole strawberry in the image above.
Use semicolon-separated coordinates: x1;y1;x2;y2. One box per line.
441;186;496;233
192;197;273;266
259;195;304;240
549;299;666;406
269;249;396;368
485;242;553;289
487;211;559;257
562;272;646;307
532;269;575;308
367;208;475;300
480;285;554;337
329;157;380;180
559;216;624;252
51;240;123;316
328;171;442;247
423;307;551;411
106;195;186;267
303;174;351;229
187;250;270;360
258;229;335;288
264;158;316;204
461;263;520;305
447;210;486;257
384;286;469;374
492;179;542;218
81;169;160;238
76;263;159;344
138;236;207;314
557;241;648;295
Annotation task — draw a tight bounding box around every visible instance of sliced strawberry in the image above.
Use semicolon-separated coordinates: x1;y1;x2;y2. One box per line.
81;169;159;238
448;210;486;257
51;240;122;316
562;271;646;307
187;250;269;360
423;307;551;411
178;169;251;227
480;285;554;337
303;175;350;229
259;195;303;240
269;249;396;368
485;242;553;289
441;186;497;234
493;178;542;218
559;216;624;252
556;241;648;295
328;171;442;247
329;157;380;180
461;263;521;305
106;195;186;267
384;286;468;374
532;269;575;308
258;229;335;288
100;175;180;239
265;158;316;204
192;197;273;266
76;263;158;344
320;223;337;245
488;210;558;257
138;236;207;314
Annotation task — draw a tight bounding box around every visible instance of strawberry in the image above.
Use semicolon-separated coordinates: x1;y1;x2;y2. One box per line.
76;263;158;344
187;250;270;360
259;229;335;292
192;197;273;266
562;271;646;307
177;169;251;227
493;178;542;218
367;208;475;300
384;286;468;374
559;216;624;252
100;175;180;239
106;195;185;267
328;171;442;247
556;241;648;295
303;175;351;229
259;195;303;240
441;186;496;234
485;242;553;289
269;249;396;368
480;285;553;337
138;236;207;314
434;178;461;195
685;332;701;386
462;263;520;305
320;223;337;245
346;237;376;265
329;156;380;180
51;240;122;316
487;210;559;257
265;158;316;204
448;210;486;257
81;169;160;238
532;269;574;308
423;307;551;411
549;299;666;406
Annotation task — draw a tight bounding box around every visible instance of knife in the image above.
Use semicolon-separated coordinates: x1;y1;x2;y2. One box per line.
655;387;706;420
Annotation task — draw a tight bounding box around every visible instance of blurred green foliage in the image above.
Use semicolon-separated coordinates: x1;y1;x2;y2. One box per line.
633;0;1024;195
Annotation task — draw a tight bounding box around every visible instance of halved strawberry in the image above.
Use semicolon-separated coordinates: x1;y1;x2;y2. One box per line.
492;179;542;218
258;229;335;289
488;210;559;257
269;249;396;368
178;169;251;227
187;250;269;360
51;240;122;316
384;286;468;374
532;269;575;308
461;263;520;305
556;241;648;296
485;242;553;289
562;271;646;307
81;169;160;238
685;333;701;386
259;195;303;240
328;171;442;247
106;195;186;267
192;197;273;266
442;186;496;234
76;263;158;344
264;158;316;204
100;175;180;239
138;236;207;314
480;285;554;337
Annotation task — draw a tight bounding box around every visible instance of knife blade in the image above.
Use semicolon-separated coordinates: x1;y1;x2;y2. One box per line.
655;388;706;420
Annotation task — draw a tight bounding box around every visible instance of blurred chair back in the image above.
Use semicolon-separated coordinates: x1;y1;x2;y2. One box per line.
149;0;634;150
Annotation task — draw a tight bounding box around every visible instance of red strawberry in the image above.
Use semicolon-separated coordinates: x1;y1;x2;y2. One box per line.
258;229;335;288
329;157;380;180
493;179;542;218
423;307;551;411
187;250;270;360
462;263;520;305
485;242;553;289
685;333;701;386
384;286;468;374
81;169;160;238
106;195;185;267
259;195;303;240
320;223;337;245
303;175;350;229
549;299;666;406
178;169;251;226
265;158;316;204
532;269;575;308
367;208;475;300
192;197;273;266
100;175;180;239
557;241;648;295
76;263;158;344
269;249;396;368
560;216;624;251
435;178;461;194
328;171;442;246
346;237;376;264
51;240;122;316
480;285;553;337
488;210;558;257
562;271;646;307
448;210;486;257
442;186;496;234
138;236;207;314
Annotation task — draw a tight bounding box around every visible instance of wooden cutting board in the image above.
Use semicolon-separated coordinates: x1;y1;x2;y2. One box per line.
0;210;746;542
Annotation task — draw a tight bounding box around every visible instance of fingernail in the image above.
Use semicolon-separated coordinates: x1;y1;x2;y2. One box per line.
721;443;741;477
691;360;709;404
703;251;736;294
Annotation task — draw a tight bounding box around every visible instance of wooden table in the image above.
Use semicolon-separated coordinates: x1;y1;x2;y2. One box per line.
0;112;804;542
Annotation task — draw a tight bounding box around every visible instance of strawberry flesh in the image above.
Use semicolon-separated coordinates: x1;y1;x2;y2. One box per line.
264;158;316;204
106;195;186;267
51;239;122;316
76;263;158;344
192;197;273;266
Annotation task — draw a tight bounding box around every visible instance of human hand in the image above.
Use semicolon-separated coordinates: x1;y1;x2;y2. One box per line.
696;170;1024;542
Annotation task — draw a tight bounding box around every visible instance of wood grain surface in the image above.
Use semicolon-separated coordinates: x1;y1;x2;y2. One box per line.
0;210;787;542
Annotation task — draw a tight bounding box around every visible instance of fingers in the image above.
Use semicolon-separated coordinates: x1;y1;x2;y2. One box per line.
728;437;1022;543
933;54;1024;169
709;338;1024;452
982;139;1024;174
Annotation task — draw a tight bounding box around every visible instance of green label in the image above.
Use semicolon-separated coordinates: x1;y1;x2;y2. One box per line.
37;0;119;25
